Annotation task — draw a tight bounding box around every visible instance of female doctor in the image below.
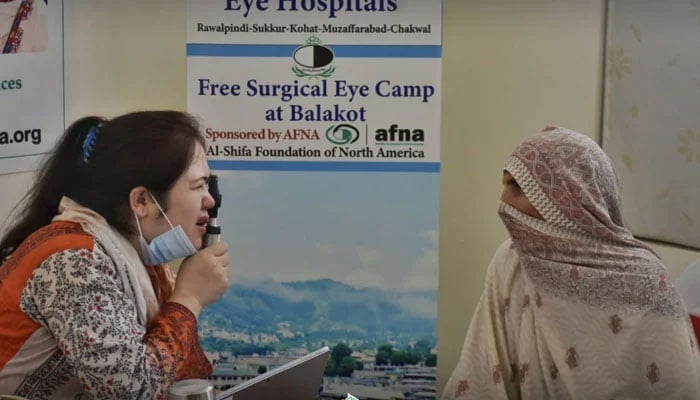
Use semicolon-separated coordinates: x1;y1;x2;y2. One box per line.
0;111;229;399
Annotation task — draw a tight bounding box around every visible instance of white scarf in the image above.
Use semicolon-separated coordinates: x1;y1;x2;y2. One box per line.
52;196;158;326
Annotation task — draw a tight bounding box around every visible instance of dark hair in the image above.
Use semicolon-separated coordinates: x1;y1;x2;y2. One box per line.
0;110;205;260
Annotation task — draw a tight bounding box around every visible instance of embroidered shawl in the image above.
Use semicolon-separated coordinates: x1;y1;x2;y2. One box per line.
443;127;700;399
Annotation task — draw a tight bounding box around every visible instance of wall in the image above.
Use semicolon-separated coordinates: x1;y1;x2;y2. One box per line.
0;1;697;397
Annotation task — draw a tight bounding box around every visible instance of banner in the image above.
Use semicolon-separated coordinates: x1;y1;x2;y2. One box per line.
188;1;441;398
0;0;63;174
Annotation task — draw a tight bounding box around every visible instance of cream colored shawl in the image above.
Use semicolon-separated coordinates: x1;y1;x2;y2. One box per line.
53;196;159;326
443;127;700;399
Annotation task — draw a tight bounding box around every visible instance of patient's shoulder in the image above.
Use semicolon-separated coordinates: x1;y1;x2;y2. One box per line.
485;239;520;282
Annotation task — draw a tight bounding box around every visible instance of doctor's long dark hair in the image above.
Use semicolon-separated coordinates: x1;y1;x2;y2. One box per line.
0;111;205;261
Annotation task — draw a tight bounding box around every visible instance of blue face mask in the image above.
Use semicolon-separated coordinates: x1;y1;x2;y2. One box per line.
134;193;197;266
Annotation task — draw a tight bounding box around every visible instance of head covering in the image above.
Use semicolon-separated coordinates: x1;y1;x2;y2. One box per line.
499;126;683;317
443;127;699;399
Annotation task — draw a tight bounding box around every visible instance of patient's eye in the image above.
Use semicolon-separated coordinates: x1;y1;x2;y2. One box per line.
506;177;522;194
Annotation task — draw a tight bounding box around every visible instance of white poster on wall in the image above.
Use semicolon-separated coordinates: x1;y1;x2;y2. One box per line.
0;0;63;174
187;1;441;398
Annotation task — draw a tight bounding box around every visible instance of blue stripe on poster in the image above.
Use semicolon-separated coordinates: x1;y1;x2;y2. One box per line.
208;160;440;172
187;44;442;58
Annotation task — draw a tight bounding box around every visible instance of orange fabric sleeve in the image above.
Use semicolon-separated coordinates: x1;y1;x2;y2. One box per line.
144;301;212;380
0;222;92;370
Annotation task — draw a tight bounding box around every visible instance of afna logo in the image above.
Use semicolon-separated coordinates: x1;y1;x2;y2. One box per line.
326;124;359;145
375;124;424;144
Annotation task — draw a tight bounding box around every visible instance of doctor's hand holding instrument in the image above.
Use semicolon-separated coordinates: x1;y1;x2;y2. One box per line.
171;173;229;316
170;240;229;317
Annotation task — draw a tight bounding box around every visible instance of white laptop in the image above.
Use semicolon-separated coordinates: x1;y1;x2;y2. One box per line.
216;346;330;400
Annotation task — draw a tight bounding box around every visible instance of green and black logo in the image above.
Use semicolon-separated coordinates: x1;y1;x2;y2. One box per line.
326;124;359;145
292;36;335;79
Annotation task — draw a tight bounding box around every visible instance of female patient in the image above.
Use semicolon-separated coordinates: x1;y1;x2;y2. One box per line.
443;127;700;399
